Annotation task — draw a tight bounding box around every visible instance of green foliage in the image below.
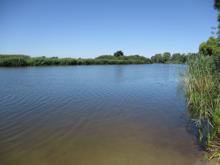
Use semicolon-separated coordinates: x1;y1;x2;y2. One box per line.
0;55;29;66
215;0;220;10
151;54;163;63
184;55;220;148
0;54;152;67
183;1;220;161
0;52;193;67
150;52;188;64
113;51;124;57
171;53;187;64
163;52;171;63
95;55;117;60
95;55;151;64
199;37;220;56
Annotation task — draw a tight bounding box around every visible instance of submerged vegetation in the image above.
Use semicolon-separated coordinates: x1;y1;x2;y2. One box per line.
0;51;193;67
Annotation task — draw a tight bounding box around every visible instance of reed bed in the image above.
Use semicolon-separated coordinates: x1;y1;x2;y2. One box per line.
184;55;220;161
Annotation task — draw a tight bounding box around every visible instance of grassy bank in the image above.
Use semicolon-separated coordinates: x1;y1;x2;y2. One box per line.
184;46;220;161
184;0;220;162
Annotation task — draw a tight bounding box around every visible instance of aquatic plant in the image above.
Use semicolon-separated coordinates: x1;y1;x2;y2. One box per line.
184;55;220;160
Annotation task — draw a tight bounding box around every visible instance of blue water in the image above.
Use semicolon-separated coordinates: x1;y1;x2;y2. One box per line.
0;64;203;165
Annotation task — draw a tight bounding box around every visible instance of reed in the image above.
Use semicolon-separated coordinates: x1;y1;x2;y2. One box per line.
184;55;220;160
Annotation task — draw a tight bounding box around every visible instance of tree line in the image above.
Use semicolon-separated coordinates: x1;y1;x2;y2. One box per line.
0;51;195;67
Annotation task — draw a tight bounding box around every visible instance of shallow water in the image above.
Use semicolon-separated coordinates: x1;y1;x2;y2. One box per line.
0;64;206;165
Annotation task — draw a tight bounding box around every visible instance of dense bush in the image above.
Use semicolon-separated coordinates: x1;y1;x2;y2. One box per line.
0;55;29;66
151;53;190;64
199;37;220;56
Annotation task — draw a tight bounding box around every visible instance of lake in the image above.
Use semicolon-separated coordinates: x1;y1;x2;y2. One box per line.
0;64;205;165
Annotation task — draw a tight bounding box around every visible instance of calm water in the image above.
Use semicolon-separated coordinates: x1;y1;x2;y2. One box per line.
0;64;206;165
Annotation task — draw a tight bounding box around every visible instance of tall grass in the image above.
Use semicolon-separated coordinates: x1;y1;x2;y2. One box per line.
184;55;220;160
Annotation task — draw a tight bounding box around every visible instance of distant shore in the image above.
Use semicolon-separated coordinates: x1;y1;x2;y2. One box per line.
0;52;194;67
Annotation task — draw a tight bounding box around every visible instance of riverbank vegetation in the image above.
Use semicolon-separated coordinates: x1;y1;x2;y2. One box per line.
0;53;151;66
185;39;220;161
0;51;193;67
184;0;220;161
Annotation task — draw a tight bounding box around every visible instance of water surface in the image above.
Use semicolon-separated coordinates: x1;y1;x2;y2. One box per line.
0;64;204;165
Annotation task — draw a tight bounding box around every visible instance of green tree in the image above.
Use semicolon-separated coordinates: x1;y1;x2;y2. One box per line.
114;51;124;57
199;37;220;56
170;53;186;64
162;52;171;63
215;0;220;9
151;54;163;63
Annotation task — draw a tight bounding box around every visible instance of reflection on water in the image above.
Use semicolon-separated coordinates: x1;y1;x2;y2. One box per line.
0;64;207;165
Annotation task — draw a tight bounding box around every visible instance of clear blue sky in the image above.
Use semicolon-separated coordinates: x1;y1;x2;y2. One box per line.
0;0;218;58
